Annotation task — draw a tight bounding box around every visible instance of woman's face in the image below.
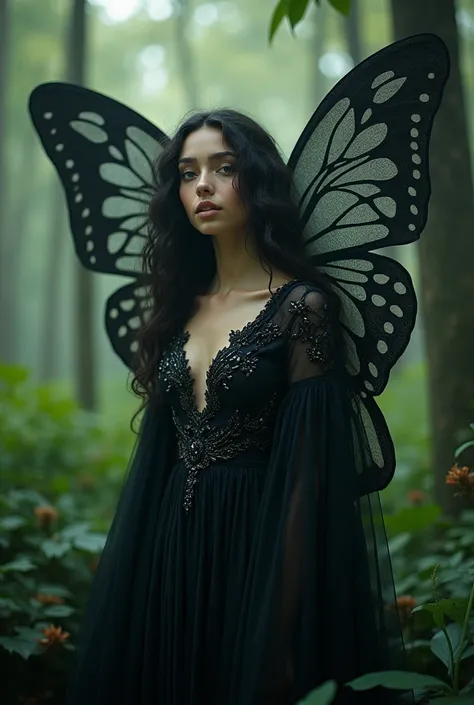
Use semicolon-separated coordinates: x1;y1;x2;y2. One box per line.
178;126;248;237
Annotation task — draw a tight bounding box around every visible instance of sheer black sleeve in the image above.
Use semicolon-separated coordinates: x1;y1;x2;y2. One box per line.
229;285;406;705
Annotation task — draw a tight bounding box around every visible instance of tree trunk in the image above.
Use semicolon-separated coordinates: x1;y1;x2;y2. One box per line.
9;130;41;368
67;0;97;409
39;185;67;381
0;0;15;363
344;0;362;65
390;0;474;515
311;0;328;107
173;0;199;109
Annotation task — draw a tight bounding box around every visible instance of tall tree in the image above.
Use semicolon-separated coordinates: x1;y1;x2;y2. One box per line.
343;0;362;65
172;0;199;109
0;0;14;363
390;0;474;515
68;0;97;409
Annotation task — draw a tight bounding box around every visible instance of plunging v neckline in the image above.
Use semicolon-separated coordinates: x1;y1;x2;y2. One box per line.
180;279;297;416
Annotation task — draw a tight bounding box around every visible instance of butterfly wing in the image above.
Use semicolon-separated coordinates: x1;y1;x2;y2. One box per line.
29;82;170;368
288;31;449;393
288;33;449;489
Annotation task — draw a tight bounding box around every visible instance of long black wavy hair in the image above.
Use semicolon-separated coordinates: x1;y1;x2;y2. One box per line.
130;108;338;426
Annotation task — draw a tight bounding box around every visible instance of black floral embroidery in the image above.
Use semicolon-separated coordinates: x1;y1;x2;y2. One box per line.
175;395;278;512
157;287;292;511
288;296;333;369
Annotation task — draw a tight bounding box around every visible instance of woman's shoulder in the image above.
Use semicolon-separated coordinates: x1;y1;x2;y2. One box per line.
278;279;330;313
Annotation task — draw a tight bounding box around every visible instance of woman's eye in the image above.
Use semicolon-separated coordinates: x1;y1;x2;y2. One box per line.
180;170;195;181
218;164;234;175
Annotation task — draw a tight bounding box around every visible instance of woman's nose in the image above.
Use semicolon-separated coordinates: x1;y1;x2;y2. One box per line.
196;173;214;195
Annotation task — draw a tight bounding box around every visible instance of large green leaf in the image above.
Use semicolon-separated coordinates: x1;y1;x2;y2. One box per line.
297;680;338;705
347;671;451;692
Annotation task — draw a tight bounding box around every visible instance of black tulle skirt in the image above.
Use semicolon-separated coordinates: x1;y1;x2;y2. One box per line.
65;378;408;705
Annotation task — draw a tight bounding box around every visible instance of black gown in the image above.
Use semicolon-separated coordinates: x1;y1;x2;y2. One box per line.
65;280;405;705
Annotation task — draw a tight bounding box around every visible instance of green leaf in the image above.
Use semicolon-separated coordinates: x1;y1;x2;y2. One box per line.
41;539;70;559
60;522;91;541
430;623;462;673
42;605;75;618
413;599;468;627
328;0;351;15
0;636;38;660
461;675;474;693
460;644;474;660
455;440;474;458
347;671;451;692
0;557;36;573
0;627;43;660
287;0;311;28
297;680;338;705
0;597;21;615
0;515;27;531
73;533;106;553
269;0;289;42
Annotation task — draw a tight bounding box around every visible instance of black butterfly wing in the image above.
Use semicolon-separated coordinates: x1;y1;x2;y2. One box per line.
317;251;416;396
29;82;170;368
105;280;153;370
289;32;448;394
288;34;449;490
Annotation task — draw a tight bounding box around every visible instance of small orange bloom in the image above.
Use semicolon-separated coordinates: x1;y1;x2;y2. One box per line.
34;594;64;606
34;505;58;527
407;489;426;505
38;624;70;649
392;595;417;623
446;464;474;497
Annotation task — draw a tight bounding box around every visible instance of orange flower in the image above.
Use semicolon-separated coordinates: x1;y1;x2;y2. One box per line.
446;464;474;497
407;489;426;505
34;505;58;528
38;624;70;649
387;595;416;624
34;594;64;606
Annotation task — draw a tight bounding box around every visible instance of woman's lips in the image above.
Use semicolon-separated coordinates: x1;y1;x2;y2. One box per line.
196;209;221;219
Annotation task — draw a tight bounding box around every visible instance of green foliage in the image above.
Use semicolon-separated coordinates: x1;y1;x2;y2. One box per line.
0;364;133;704
270;0;350;41
455;424;474;459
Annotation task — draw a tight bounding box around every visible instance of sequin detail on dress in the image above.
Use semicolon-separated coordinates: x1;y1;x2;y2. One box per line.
157;282;334;511
288;297;333;369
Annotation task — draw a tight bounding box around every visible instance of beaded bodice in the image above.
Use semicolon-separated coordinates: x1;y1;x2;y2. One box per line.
157;281;333;510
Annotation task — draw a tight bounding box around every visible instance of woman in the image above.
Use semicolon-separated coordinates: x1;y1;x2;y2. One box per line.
64;108;405;705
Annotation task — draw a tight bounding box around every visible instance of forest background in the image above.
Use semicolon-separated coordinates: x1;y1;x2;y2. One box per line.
1;0;474;703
